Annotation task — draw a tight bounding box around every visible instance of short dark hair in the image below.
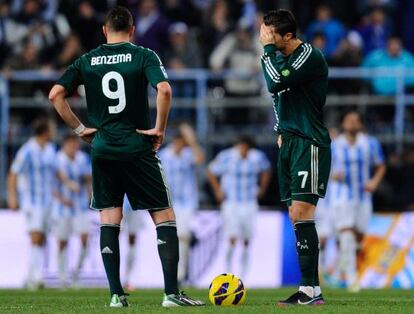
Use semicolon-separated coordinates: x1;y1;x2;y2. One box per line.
237;135;255;148
105;6;133;33
341;110;363;123
32;118;51;136
263;9;297;37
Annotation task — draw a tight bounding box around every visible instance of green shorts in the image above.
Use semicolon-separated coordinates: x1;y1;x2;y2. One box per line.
91;153;171;211
278;134;331;206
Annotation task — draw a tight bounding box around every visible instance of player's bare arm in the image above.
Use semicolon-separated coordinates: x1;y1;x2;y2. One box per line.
258;169;272;199
7;172;18;210
48;85;97;143
56;170;81;193
53;189;74;208
179;123;205;164
206;170;225;204
137;81;172;151
365;163;386;192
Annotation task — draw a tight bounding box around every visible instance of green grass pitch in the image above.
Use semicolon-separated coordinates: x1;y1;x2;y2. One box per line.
0;288;413;313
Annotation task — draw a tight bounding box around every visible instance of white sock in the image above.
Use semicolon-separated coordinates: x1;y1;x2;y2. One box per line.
339;230;357;287
226;244;235;272
27;246;37;284
314;286;322;296
299;286;314;298
241;246;249;278
125;244;136;280
76;246;88;273
31;245;43;284
57;249;66;282
178;239;190;282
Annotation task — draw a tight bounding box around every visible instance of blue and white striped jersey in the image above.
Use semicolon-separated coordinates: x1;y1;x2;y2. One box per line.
11;138;57;210
331;133;385;204
208;147;270;202
158;146;198;210
53;150;91;217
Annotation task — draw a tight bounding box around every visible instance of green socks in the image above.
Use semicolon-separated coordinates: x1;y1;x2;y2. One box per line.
294;220;319;287
100;224;124;296
156;220;179;295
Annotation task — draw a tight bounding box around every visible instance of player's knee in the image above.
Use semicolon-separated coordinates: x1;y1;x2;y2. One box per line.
100;207;123;225
59;241;68;251
128;234;136;245
289;208;306;223
80;234;88;246
31;232;44;245
319;237;327;250
150;207;176;225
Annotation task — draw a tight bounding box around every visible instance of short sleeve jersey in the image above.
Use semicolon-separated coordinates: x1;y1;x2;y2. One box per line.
208;147;271;202
57;42;168;160
53;150;91;215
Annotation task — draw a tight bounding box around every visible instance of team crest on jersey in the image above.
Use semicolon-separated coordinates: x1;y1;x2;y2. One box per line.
281;69;290;76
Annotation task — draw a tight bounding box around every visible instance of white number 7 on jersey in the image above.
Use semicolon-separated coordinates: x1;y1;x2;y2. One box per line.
298;171;308;189
102;71;126;114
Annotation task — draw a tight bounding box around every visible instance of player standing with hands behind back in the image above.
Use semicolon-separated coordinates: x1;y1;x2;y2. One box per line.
260;10;331;306
49;6;204;308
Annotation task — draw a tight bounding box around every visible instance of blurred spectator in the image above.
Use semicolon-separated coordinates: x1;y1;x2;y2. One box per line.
134;0;169;55
310;31;327;56
237;0;257;29
71;1;104;52
165;22;202;69
0;2;11;67
357;7;391;56
209;20;261;125
4;39;44;96
160;0;201;26
305;4;346;58
51;34;83;70
6;39;41;70
363;37;414;95
398;0;414;54
11;0;58;22
330;31;363;66
165;22;201;120
8;0;71;58
202;0;233;67
209;21;261;95
329;31;364;94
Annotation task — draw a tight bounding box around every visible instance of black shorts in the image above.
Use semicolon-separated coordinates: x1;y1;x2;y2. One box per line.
91;153;171;211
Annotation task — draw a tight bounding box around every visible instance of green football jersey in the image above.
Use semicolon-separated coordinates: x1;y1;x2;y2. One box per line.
57;42;169;160
261;42;331;147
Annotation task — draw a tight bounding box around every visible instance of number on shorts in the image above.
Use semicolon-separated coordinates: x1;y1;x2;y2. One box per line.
298;171;308;189
102;71;126;114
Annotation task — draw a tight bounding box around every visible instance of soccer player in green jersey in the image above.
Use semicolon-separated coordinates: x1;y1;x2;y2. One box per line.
48;6;204;308
259;10;331;306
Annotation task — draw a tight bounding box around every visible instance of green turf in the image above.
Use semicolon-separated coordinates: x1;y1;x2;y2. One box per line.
0;288;413;314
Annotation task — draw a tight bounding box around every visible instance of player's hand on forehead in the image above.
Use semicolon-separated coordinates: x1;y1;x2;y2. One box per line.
259;23;275;46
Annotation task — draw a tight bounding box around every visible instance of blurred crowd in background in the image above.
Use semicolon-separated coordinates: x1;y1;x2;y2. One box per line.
2;0;414;211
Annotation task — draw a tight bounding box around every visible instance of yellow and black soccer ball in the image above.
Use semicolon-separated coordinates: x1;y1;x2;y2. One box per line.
208;273;246;306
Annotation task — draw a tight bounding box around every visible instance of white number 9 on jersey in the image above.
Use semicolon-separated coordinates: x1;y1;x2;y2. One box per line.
102;71;126;114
